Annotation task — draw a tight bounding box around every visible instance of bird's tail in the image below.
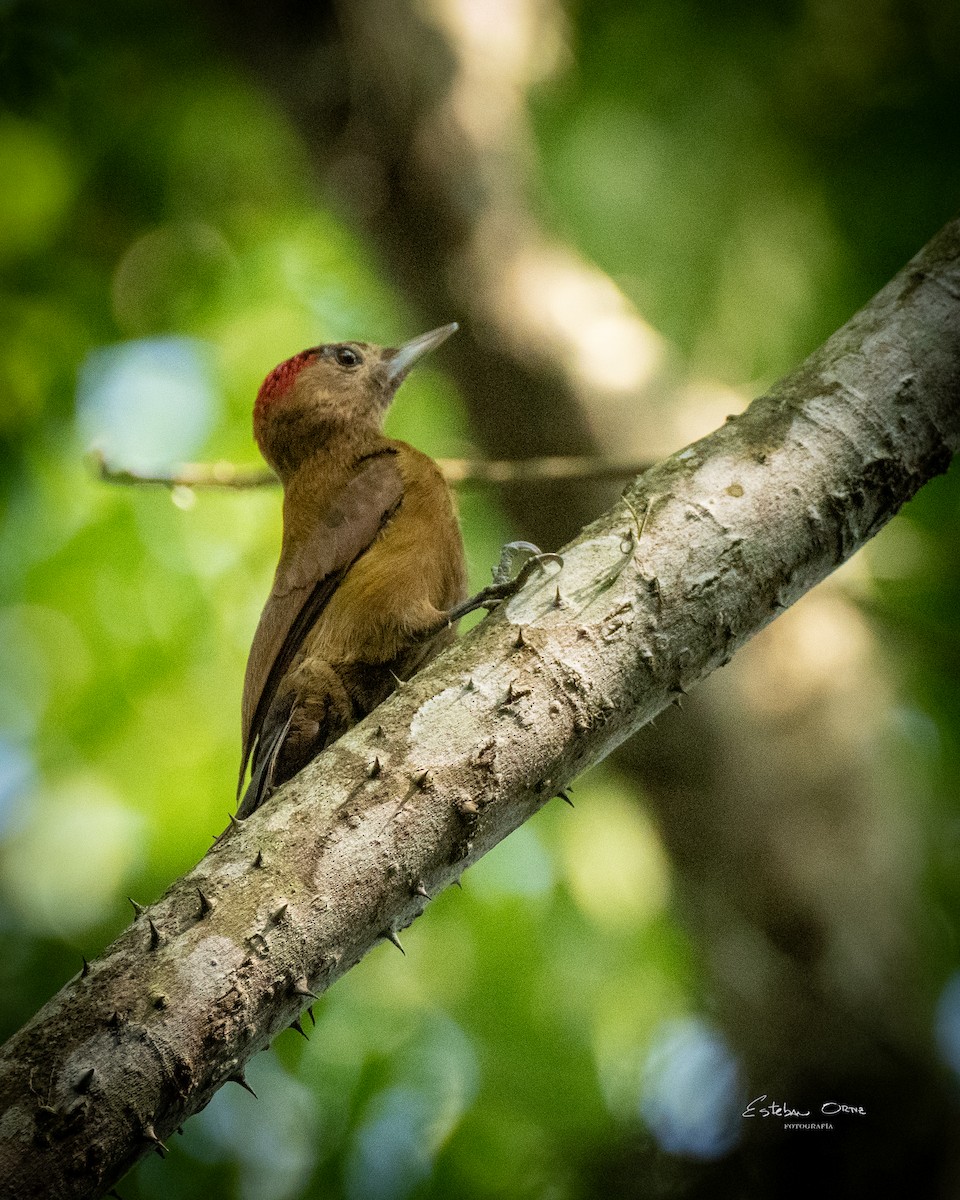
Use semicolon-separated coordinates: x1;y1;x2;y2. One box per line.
237;709;294;820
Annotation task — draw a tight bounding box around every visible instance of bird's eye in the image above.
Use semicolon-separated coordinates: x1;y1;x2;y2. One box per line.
335;346;362;368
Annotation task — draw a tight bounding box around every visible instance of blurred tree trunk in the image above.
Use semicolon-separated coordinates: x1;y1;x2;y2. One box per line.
205;0;959;1193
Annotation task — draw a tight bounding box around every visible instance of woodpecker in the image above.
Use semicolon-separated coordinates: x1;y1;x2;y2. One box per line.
237;323;467;817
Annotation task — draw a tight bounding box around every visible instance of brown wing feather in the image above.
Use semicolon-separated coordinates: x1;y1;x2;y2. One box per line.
238;453;404;794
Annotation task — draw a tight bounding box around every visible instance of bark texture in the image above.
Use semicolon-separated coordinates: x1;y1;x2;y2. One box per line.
1;220;958;1198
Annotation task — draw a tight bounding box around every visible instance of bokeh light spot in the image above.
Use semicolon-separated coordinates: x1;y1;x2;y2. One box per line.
2;778;145;936
0;736;36;840
934;972;960;1080
0;117;74;262
77;337;218;470
640;1016;742;1160
561;779;670;927
470;822;554;899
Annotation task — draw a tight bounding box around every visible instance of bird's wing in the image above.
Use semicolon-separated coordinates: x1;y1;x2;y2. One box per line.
238;451;404;796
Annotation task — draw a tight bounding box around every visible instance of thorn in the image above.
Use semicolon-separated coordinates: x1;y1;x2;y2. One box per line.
367;756;382;779
228;1071;258;1099
253;849;264;869
197;888;214;918
307;1004;316;1026
463;676;475;691
555;790;575;808
672;695;684;709
228;811;246;828
74;1067;95;1093
289;1017;309;1039
552;586;564;608
411;769;432;789
389;670;405;688
128;897;146;919
152;993;167;1009
374;724;385;738
291;975;317;999
80;956;90;979
271;902;288;924
176;1126;184;1136
413;882;431;900
107;1010;123;1030
382;929;405;954
142;1124;168;1156
148;919;162;951
514;626;526;649
459;799;479;816
505;681;516;704
453;878;464;890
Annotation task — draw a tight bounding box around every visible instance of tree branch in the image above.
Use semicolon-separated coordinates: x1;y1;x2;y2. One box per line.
2;222;958;1199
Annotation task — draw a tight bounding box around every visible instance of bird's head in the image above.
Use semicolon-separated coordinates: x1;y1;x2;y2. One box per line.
253;323;458;478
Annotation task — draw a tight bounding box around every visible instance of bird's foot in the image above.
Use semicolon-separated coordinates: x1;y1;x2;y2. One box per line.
438;542;563;629
491;541;562;589
485;541;563;606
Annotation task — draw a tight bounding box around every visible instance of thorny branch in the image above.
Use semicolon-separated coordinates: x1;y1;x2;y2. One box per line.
1;221;959;1199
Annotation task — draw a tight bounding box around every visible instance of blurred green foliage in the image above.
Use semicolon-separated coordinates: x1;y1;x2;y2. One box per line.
1;0;959;1197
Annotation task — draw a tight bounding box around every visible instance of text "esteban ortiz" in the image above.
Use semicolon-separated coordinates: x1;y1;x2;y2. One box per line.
742;1097;867;1119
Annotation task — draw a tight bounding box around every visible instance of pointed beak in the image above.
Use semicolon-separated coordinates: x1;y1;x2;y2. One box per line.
385;322;459;386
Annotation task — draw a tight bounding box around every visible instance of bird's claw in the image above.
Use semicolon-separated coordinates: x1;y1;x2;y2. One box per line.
491;541;548;587
433;543;563;631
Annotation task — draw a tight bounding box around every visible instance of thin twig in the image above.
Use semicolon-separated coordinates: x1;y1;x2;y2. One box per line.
90;450;653;491
437;455;654;486
90;451;278;490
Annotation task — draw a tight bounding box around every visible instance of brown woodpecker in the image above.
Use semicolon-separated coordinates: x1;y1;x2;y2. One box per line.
237;323;467;817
